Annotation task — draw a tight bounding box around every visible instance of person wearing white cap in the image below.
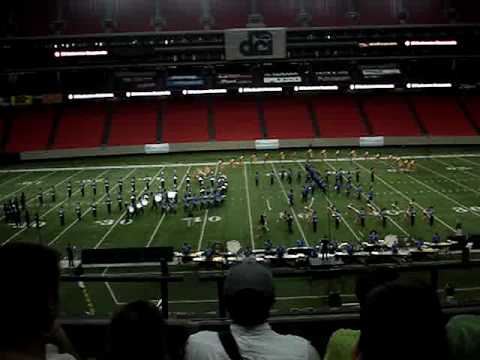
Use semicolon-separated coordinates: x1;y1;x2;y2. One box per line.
185;258;320;360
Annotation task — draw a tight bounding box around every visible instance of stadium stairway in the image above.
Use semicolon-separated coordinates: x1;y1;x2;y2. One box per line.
101;103;113;146
412;95;477;136
312;96;368;138
263;96;316;139
257;96;268;138
156;102;164;143
53;103;107;149
212;97;263;141
354;98;373;136
207;97;216;141
306;98;321;137
405;96;429;135
5;106;54;153
458;96;480;134
361;95;423;136
47;105;63;149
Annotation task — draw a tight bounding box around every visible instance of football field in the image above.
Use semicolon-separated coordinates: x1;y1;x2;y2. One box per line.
2;146;480;317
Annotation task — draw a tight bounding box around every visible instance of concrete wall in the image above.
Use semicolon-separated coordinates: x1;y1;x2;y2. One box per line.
19;136;480;161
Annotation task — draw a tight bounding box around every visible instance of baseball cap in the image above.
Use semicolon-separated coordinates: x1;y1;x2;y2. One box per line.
224;258;274;296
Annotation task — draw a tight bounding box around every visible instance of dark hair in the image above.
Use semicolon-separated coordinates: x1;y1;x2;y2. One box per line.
226;289;274;327
0;242;60;350
355;268;399;307
106;300;168;360
358;279;448;360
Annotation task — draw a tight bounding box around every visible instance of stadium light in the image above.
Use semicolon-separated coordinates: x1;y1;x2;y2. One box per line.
239;87;283;93
349;84;395;90
359;42;398;48
405;40;458;46
126;91;171;97
54;50;109;58
294;85;339;91
406;83;453;89
68;93;115;100
182;89;228;95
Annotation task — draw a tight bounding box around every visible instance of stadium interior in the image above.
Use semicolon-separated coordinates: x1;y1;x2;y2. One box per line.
2;0;480;359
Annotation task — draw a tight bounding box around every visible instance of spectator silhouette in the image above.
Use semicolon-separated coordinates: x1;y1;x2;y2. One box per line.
355;279;448;360
446;314;480;360
185;258;320;360
0;242;78;360
324;268;399;360
106;300;168;360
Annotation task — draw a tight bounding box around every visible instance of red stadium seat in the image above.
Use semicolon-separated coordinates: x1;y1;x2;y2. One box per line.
362;95;422;136
163;0;202;31
413;96;476;136
109;102;158;146
54;104;106;149
5;107;54;153
260;0;298;27
211;0;249;29
162;99;210;143
312;96;368;138
115;0;154;32
0;118;5;144
214;98;262;141
64;0;104;35
263;97;314;139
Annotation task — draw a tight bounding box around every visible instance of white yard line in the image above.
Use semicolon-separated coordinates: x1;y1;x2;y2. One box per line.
4;153;480;173
325;161;410;237
48;169;136;247
197;163;220;252
2;169;110;246
243;163;256;250
271;163;309;246
431;157;480;181
0;172;30;188
356;161;456;232
296;161;361;242
458;156;480;168
93;167;164;249
147;166;191;248
416;160;480;196
0;170;85;221
0;171;57;203
404;170;480;218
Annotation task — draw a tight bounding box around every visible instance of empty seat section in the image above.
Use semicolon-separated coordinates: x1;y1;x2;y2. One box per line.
413;96;475;136
404;0;444;24
0;118;5;144
163;0;202;31
311;1;349;27
358;0;397;25
212;0;249;29
464;96;480;128
6;107;54;152
163;99;209;143
362;96;421;136
214;98;261;141
260;0;297;27
264;98;314;139
109;102;158;146
313;96;367;137
64;0;103;34
54;104;106;149
115;0;154;32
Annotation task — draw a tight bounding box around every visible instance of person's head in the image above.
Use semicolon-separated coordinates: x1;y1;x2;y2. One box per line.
225;259;275;327
356;279;448;360
107;300;168;360
354;268;399;307
0;242;60;351
446;315;480;360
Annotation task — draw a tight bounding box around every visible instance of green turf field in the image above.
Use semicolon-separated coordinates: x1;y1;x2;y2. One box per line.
2;146;480;317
